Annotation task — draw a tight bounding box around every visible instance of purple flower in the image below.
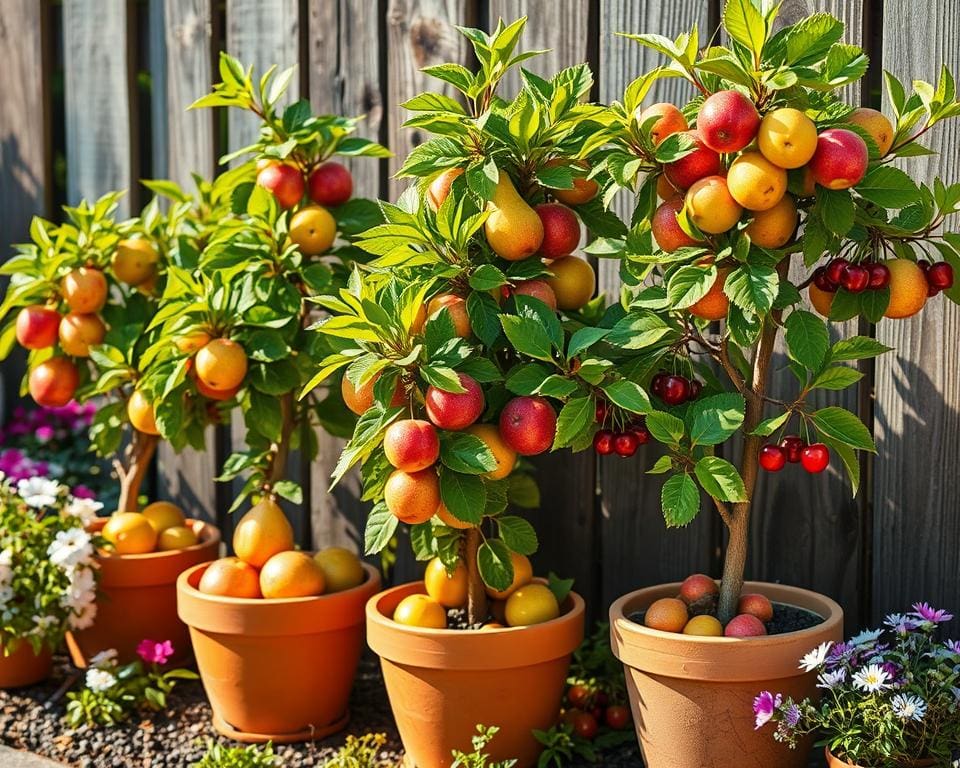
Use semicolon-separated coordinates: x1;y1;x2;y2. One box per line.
71;485;96;500
34;425;54;442
783;702;802;728
136;639;175;666
945;640;960;656
885;613;921;634
826;642;855;668
753;691;782;730
881;662;902;686
911;603;954;625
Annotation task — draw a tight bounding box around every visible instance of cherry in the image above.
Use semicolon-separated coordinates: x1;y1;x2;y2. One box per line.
813;266;838;293
614;432;639;457
840;263;870;294
687;379;703;400
826;258;849;286
661;375;690;406
866;262;891;289
758;444;787;472
928;283;941;297
595;400;608;423
605;705;630;730
917;259;931;275
800;443;830;473
632;424;652;445
651;371;668;398
567;684;590;708
927;262;954;290
593;429;615;455
780;435;804;463
571;711;599;741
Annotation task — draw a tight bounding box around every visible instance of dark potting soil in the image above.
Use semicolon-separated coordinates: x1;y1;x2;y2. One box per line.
445;606;491;630
629;601;825;635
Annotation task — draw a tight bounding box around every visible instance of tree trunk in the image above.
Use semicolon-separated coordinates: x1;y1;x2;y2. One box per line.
265;392;296;492
116;430;159;513
465;527;488;626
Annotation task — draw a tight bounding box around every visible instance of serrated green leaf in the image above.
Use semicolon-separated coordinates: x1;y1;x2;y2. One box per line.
688;393;745;446
661;473;700;528
784;309;829;371
694;456;747;502
553;395;595;449
497;516;538;556
647;455;674;474
439;470;486;524
440;432;497;475
478;539;513;592
725;264;779;315
811;406;876;453
601;379;653;414
812;365;863;391
856;165;919;208
751;411;790;437
667;264;717;309
364;503;399;555
646;411;685;447
830;336;892;362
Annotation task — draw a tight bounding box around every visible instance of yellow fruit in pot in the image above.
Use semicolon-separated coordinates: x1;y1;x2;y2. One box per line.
259;550;326;599
158;525;198;551
142;501;186;533
393;594;447;628
314;547;365;593
682;615;724;636
197;557;262;598
103;512;157;555
424;557;468;608
505;583;560;627
232;498;295;568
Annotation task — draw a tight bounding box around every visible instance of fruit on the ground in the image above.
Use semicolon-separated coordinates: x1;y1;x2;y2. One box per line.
158;525;199;551
307;161;353;207
759;444;787;472
466;423;517;480
58;312;105;357
809;282;835;317
28;357;79;407
233;498;295;568
257;162;304;209
425;373;485;431
883;259;928;319
780;436;804;464
197;557;262;598
847;107;895;156
685;176;743;234
800;443;830;473
142;501;186;533
384;468;441;524
724;614;768;638
637;102;688;145
289;205;336;255
127;389;160;436
544;255;595;310
112;239;159;286
927;262;954;290
644;597;689;633
485;173;544;261
689;268;731;321
15;305;61;349
840;263;870;294
727;152;787;211
544;159;599;205
745;195;797;248
683;615;724;636
657;173;680;200
696;90;760;154
809;129;869;190
196;377;241;402
393;594;447;629
660;375;691;406
436;502;473;530
499;396;557;456
505;583;560;627
424;557;468;608
571;711;599;741
867;262;891;289
605;705;630;730
175;330;211;354
663;132;722;190
511;279;557;311
341;371;405;415
314;547;365;592
652;198;701;252
427;167;464;209
485;551;533;600
756;108;818;169
259;550;326;599
737;593;774;623
614;432;639;457
535;203;581;259
383;419;440;472
61;267;108;313
195;338;248;391
426;293;471;337
103;512;157;555
679;573;719;605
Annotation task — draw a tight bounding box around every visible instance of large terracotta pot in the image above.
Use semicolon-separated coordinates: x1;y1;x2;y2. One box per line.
0;642;53;688
825;746;938;767
610;581;843;768
66;518;220;667
367;581;585;768
178;560;381;743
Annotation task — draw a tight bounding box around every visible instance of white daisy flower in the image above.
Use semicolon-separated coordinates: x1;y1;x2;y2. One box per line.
88;649;117;669
68;601;97;630
0;548;13;567
47;528;93;569
852;664;892;693
799;641;834;672
849;628;884;647
890;693;927;722
30;614;57;636
84;668;116;692
817;668;847;690
64;498;103;526
17;477;62;508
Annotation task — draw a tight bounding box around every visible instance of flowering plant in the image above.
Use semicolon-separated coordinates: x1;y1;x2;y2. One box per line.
0;474;103;653
64;640;198;727
755;605;960;766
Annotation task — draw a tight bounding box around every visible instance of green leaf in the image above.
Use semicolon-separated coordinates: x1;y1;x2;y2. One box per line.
552;395;595;449
567;327;610;358
820;436;861;496
647;455;674;474
751;411;790;437
815;188;855;236
466;292;501;347
830;336;892;362
606;311;672;349
694;456;748;502
507;473;541;508
645;411;685;447
272;480;302;504
811;406;876;453
601;379;652;414
364;503;398;555
439;470;485;525
497;515;538;556
478;539;513;592
856;165;920;209
667;264;717;309
784;309;829;371
725;264;779;315
688;393;745;446
723;0;767;62
661;473;700;528
812;365;863;391
439;432;497;475
505;363;552;395
500;315;555;362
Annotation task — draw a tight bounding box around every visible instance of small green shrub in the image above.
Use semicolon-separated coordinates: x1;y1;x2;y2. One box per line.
190;740;280;768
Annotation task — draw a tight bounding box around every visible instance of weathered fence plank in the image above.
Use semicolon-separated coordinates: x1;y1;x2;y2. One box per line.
873;0;960;635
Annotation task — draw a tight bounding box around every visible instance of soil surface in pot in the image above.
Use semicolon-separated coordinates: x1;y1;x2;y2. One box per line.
629;601;824;635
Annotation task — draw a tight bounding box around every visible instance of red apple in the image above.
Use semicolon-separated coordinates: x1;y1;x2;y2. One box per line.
724;614;768;638
511;279;558;311
663;132;722;191
383;419;441;472
737;593;774;623
535;203;581;259
696;90;760;154
651;198;702;252
679;574;720;605
498;396;557;456
257;163;305;209
425;373;485;431
15;305;61;350
28;357;79;407
308;161;353;207
808;129;869;190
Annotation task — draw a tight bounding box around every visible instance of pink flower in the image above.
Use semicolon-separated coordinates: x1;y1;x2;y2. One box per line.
911;602;954;625
753;691;781;730
35;425;55;442
136;639;175;665
71;485;96;500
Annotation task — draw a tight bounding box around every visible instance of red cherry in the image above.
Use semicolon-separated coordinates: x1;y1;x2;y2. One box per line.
867;262;891;289
840;263;870;294
571;711;599;741
927;262;954;290
567;684;590;708
758;444;787;472
651;372;668;398
614;432;639;458
660;375;690;406
595;400;608;423
632;424;651;445
687;379;703;400
928;283;941;297
800;443;830;473
917;259;931;274
813;267;838;293
593;429;615;455
780;435;804;463
605;705;630;730
826;258;849;286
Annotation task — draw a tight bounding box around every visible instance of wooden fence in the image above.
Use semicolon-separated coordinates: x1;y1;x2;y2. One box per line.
1;0;957;632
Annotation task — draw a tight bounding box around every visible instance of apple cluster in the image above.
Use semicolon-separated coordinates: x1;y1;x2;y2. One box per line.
758;436;830;474
644;573;774;638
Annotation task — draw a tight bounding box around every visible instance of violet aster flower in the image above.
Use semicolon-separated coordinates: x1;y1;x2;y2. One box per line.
34;425;54;442
911;603;954;625
136;639;175;665
945;640;960;656
753;691;781;730
885;613;921;634
71;484;96;500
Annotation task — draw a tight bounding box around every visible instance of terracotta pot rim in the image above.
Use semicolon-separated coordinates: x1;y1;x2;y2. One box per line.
825;746;937;768
88;518;221;561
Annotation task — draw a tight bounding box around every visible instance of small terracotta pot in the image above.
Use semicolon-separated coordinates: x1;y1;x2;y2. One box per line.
825;746;938;767
66;518;220;667
0;643;53;688
178;560;381;743
610;581;843;768
367;581;585;768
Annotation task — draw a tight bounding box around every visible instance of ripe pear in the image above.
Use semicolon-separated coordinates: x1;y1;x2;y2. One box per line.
484;174;544;261
232;498;295;568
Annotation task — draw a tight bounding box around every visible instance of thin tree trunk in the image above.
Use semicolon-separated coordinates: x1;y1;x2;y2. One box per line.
465;527;487;626
116;431;159;513
265;392;296;492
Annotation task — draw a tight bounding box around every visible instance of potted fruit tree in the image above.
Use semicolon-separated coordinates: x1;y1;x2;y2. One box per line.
0;193;220;667
172;54;388;743
596;4;960;767
308;19;635;768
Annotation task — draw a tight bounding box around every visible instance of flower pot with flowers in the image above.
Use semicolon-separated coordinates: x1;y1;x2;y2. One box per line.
170;53;389;743
756;604;960;767
309;19;627;767
0;192;221;666
0;474;102;687
598;3;960;766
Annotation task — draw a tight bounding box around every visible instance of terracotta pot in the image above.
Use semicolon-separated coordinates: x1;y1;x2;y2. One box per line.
0;642;53;688
610;581;843;768
178;560;381;743
825;746;938;767
367;581;585;768
66;518;220;667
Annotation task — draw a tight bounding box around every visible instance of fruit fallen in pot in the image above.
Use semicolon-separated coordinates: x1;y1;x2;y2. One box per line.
102;512;158;555
505;584;560;627
259;551;326;599
158;525;198;551
313;547;365;593
393;593;447;628
142;500;186;534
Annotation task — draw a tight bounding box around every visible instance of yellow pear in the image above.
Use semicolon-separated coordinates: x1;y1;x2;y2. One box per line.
232;498;295;568
484;173;544;261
